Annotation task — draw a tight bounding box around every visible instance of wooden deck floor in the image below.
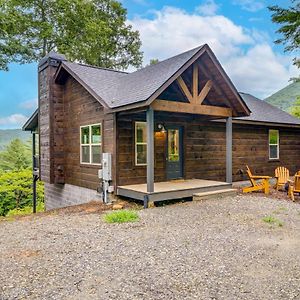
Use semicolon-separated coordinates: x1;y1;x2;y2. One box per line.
117;179;231;202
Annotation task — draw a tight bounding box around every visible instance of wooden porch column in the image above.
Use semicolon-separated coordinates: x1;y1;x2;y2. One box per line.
146;107;154;193
226;117;232;183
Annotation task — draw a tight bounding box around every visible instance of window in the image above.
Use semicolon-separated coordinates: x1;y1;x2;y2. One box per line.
168;129;180;162
80;124;102;164
269;129;279;160
135;122;147;165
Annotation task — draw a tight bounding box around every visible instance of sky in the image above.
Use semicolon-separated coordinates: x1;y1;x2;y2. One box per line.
0;0;298;129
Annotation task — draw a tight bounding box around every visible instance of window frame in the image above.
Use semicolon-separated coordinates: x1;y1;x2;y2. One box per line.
135;121;147;166
269;129;279;160
80;123;102;165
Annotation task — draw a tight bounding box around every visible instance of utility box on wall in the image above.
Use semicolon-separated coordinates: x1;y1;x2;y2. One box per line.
102;153;112;181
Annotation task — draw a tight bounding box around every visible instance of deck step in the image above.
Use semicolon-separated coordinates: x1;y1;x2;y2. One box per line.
193;188;237;201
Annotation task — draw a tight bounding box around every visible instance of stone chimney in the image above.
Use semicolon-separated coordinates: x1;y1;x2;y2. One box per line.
38;51;67;184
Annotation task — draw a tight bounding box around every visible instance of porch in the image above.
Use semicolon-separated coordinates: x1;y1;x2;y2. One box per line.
117;179;233;203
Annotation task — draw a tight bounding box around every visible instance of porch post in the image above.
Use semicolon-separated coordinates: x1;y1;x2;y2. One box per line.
32;132;37;213
226;117;232;183
146;107;154;193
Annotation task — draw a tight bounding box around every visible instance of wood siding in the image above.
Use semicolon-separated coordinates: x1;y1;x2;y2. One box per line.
117;112;300;185
63;77;115;190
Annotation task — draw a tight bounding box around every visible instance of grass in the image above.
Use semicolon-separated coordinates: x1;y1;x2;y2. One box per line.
103;210;139;224
262;215;284;227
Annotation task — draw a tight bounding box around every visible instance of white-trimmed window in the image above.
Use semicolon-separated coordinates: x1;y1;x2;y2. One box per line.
269;129;279;160
135;122;147;165
80;124;102;165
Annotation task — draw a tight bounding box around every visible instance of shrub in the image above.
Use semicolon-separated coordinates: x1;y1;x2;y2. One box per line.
103;210;139;223
0;169;44;216
6;202;45;217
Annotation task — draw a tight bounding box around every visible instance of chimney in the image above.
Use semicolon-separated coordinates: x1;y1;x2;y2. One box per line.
38;51;67;184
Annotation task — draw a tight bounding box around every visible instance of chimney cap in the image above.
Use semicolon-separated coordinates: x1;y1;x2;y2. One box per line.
38;51;67;69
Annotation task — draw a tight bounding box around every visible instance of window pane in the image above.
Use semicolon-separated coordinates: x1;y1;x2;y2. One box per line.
136;144;147;165
91;145;101;164
91;125;101;144
168;129;180;161
81;145;90;163
270;145;278;159
136;123;147;143
269;130;278;144
81;127;89;144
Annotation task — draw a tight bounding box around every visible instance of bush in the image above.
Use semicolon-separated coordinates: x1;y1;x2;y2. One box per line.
103;210;139;223
0;169;44;216
6;202;45;217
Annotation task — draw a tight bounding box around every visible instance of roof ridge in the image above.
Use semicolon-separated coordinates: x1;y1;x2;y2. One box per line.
64;61;128;74
130;44;205;73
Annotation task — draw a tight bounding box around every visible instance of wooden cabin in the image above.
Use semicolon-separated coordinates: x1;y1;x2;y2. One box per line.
23;44;300;209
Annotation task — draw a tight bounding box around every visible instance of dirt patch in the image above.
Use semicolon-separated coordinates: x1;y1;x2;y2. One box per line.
0;200;141;223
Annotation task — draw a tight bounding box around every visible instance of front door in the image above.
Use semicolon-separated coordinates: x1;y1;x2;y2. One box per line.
166;126;183;180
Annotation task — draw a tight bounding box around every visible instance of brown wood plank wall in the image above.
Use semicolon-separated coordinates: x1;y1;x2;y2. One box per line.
63;77;115;190
117;112;300;185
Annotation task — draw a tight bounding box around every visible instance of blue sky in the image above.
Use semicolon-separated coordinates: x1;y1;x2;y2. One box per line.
0;0;297;129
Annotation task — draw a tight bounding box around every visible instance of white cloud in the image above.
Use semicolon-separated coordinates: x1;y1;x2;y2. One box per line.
0;114;28;129
232;0;264;12
196;0;219;16
19;98;38;110
129;6;297;98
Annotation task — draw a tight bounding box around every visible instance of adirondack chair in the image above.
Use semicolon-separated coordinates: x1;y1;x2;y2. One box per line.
242;165;271;194
288;171;300;201
274;166;290;190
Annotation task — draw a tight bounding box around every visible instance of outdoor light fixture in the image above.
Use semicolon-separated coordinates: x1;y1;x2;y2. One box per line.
157;123;167;133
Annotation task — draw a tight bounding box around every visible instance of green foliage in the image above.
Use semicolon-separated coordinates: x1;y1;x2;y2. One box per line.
0;0;143;71
0;169;44;216
0;129;30;151
6;201;44;217
149;58;159;65
262;215;283;227
269;1;300;73
0;138;31;171
103;209;139;223
290;96;300;118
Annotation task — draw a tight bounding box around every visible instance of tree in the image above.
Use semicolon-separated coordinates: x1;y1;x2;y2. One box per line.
149;58;159;65
269;1;300;72
0;138;31;171
0;0;143;71
290;96;300;118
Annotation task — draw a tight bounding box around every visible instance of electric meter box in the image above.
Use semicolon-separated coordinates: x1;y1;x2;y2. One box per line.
102;153;112;181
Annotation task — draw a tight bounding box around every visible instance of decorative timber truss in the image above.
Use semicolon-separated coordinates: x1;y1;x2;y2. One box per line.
151;63;232;117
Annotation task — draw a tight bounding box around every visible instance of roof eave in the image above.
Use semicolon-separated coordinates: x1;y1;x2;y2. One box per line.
233;118;300;128
22;109;38;132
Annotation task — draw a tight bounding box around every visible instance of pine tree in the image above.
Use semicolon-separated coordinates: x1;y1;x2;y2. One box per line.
0;139;31;171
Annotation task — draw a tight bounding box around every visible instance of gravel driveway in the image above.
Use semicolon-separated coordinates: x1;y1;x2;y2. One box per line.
1;195;300;300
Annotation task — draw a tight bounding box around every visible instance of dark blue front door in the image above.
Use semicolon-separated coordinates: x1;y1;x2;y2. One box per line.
166;126;183;180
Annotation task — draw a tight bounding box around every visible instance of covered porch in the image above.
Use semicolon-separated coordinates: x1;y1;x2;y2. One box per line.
114;49;250;207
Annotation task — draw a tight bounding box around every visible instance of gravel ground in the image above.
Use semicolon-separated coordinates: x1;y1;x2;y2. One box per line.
1;195;300;300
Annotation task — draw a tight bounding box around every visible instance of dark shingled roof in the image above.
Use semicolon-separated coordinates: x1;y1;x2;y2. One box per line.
59;45;204;109
237;93;300;126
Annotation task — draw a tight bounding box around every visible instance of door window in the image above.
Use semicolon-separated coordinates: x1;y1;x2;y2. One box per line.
168;129;180;162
